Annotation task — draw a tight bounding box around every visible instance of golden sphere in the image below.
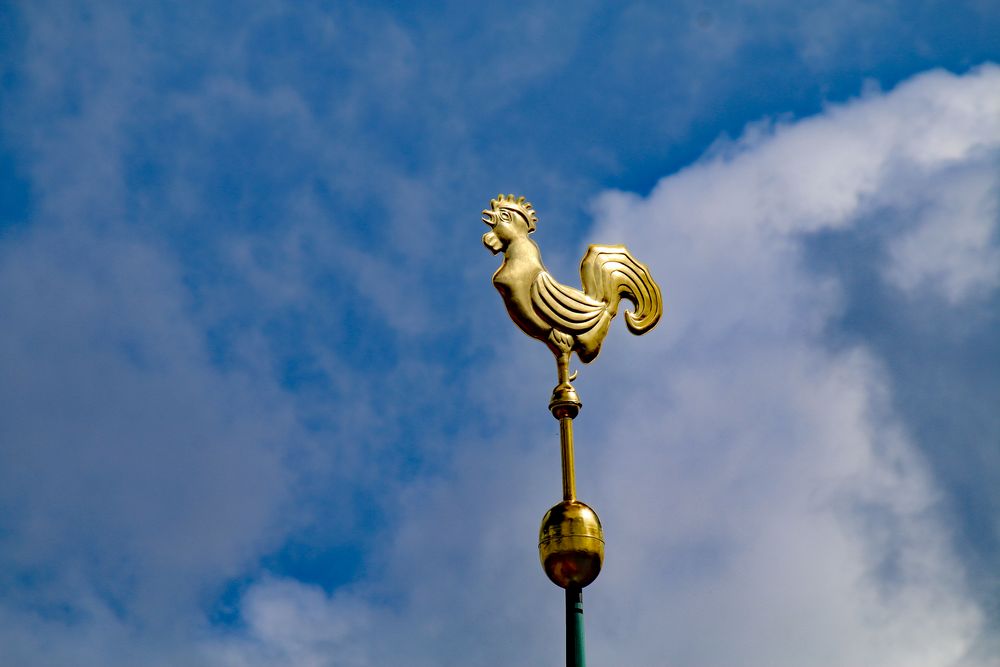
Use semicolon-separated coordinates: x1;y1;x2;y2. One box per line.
538;500;604;589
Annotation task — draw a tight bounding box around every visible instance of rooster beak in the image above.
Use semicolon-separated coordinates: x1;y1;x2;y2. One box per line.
481;209;496;227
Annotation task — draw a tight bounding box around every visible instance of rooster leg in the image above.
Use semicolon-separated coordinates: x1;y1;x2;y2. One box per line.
556;352;579;386
557;352;570;386
548;330;581;412
548;330;578;389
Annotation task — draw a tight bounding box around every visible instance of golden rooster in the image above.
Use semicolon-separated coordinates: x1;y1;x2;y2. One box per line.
482;194;662;398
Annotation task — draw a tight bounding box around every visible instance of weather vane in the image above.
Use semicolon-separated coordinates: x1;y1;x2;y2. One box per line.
481;193;663;666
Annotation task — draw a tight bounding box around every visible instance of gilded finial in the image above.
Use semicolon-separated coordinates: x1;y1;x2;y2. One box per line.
480;193;664;593
480;192;665;665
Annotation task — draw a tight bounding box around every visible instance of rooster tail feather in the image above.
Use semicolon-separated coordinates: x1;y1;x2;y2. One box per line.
579;245;662;334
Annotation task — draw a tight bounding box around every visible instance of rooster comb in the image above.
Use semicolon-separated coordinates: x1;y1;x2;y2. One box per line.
490;193;538;232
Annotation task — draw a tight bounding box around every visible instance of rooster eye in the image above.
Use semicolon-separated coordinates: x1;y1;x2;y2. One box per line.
500;210;511;221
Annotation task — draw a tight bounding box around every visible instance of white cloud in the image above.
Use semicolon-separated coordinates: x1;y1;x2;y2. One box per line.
883;155;1000;303
207;578;375;667
578;64;999;666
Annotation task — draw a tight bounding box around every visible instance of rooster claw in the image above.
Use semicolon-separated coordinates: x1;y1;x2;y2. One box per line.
569;370;578;382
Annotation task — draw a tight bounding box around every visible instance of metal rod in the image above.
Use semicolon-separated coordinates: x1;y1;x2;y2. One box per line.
559;416;576;501
566;584;586;667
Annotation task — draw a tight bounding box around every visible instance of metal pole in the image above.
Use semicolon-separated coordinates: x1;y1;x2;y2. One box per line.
559;415;576;501
566;585;586;667
548;386;592;667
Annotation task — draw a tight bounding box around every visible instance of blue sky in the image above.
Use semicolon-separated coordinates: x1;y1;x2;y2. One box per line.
1;2;999;665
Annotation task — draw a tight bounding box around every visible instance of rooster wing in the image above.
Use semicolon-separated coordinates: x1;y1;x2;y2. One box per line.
530;271;607;334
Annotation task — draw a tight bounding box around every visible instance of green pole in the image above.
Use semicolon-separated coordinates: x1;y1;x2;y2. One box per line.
566;585;586;667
